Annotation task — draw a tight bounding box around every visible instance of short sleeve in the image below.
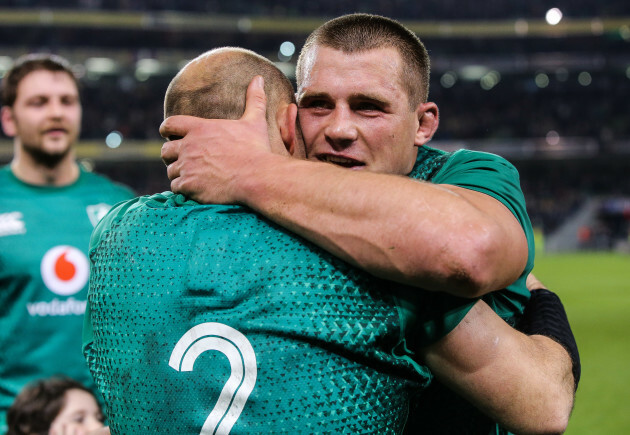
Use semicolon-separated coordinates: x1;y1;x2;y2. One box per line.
431;149;534;321
395;287;477;350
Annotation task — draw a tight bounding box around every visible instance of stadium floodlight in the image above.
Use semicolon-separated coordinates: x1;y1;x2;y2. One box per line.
0;56;13;77
480;71;501;90
459;65;489;81
105;131;123;149
440;71;457;88
86;57;118;75
535;72;550;88
279;41;295;58
591;19;604;36
545;8;563;26
514;19;528;36
237;18;252;32
545;130;560;146
578;71;592;86
135;58;161;81
278;41;295;62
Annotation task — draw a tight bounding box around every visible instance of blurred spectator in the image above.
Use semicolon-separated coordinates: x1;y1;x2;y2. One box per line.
0;53;134;428
6;377;104;435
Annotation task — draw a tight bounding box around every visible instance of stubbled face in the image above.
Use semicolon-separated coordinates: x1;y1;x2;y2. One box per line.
49;389;104;433
297;46;421;175
2;70;81;167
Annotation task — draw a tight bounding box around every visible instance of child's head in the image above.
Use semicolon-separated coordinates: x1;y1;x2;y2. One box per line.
7;377;104;435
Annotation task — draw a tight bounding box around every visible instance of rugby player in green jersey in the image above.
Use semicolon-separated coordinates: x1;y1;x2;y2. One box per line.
0;53;134;431
160;14;577;434
87;47;434;434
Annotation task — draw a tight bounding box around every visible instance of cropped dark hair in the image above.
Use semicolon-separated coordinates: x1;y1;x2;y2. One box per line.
1;53;79;107
296;13;431;107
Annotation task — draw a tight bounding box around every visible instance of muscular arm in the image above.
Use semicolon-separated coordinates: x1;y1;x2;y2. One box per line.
422;300;574;434
160;78;527;297
236;155;525;297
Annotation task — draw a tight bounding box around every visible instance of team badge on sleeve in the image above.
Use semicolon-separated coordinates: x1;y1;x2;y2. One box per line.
86;203;113;227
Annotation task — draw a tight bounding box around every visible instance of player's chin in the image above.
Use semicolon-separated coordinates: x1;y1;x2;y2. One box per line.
35;141;74;166
42;137;73;152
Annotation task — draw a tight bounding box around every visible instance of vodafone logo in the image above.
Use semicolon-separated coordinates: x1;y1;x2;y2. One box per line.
40;246;89;296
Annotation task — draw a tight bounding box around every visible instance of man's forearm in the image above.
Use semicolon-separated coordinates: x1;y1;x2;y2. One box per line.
519;287;581;391
422;301;574;434
235;154;527;297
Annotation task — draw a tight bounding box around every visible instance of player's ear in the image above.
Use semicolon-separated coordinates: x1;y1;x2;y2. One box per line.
1;106;17;137
414;102;439;147
277;103;299;156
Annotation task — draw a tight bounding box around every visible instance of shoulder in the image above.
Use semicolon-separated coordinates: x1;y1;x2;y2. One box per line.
88;192;237;250
408;146;517;182
0;165;20;191
94;192;177;227
431;148;523;199
89;196;145;252
438;149;519;178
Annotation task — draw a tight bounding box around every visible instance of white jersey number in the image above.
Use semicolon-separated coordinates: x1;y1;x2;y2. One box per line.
169;322;257;435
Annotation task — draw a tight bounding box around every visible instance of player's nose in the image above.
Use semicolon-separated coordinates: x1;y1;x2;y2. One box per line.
324;107;358;149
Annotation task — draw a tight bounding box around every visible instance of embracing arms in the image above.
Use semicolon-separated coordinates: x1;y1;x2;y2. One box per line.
424;298;575;434
159;78;575;432
160;78;527;298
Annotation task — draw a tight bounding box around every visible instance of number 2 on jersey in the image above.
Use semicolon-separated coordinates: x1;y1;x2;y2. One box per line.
169;322;257;435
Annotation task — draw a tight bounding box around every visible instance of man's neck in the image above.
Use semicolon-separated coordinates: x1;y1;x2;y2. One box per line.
10;152;80;187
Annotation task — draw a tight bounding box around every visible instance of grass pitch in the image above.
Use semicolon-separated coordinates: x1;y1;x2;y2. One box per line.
532;252;630;434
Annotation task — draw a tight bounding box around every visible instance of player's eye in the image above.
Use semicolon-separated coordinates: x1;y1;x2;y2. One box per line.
27;97;47;107
61;95;79;106
355;102;383;112
300;99;332;110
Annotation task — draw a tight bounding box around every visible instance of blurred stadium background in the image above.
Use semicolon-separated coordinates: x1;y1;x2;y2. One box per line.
1;1;629;433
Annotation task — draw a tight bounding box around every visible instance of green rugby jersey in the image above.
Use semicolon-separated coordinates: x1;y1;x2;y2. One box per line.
0;165;133;430
406;146;534;435
409;145;534;325
84;146;533;434
83;193;479;434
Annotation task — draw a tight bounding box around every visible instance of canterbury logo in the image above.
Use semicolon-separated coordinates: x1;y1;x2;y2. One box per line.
86;203;113;227
0;212;26;237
